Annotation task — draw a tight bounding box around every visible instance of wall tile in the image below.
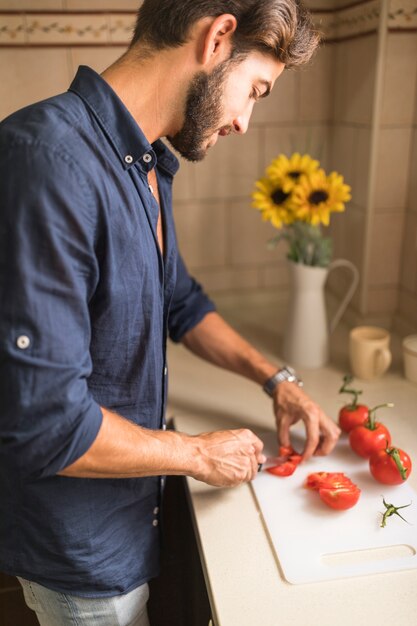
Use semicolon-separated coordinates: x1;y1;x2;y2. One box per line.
228;198;287;266
0;14;26;44
374;127;413;210
193;127;259;201
262;124;330;173
299;43;334;123
368;212;405;285
407;127;417;212
172;157;197;202
333;35;378;125
0;48;71;120
398;289;417;327
381;33;417;126
0;0;64;8
260;263;290;289
192;267;260;294
108;13;135;43
173;200;227;270
251;68;298;125
367;286;399;314
70;45;126;76
399;210;417;292
352;126;372;210
65;0;139;9
329;123;356;191
25;13;108;44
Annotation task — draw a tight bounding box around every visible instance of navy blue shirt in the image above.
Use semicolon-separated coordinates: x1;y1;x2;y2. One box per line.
0;66;215;596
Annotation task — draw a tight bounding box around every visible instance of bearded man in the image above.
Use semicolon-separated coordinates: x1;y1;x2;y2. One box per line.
0;1;340;624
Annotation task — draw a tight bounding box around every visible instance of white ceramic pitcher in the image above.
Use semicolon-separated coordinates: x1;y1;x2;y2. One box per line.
282;259;359;368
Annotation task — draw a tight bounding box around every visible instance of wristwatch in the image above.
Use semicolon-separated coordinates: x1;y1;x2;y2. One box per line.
262;365;303;397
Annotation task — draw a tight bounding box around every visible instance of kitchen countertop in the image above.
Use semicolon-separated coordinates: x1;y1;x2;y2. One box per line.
167;303;417;626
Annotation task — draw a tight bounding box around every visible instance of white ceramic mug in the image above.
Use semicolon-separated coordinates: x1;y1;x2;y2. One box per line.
402;334;417;385
349;326;392;381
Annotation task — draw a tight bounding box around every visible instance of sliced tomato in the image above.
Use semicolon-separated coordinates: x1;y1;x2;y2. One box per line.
304;472;353;491
318;486;361;510
266;461;297;477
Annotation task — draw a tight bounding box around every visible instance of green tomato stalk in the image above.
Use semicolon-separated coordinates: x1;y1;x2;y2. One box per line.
339;374;363;409
386;445;408;480
366;403;394;431
380;497;412;528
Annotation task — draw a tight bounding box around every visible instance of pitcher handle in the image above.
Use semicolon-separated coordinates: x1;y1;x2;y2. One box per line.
327;259;359;334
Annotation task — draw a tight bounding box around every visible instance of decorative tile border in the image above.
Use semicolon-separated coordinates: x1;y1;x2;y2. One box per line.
0;12;136;45
0;2;415;47
388;0;417;27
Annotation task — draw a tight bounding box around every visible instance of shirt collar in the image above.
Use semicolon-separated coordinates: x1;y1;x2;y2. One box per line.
68;65;179;176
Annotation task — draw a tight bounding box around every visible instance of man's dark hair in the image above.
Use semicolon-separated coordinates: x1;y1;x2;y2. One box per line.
130;0;320;69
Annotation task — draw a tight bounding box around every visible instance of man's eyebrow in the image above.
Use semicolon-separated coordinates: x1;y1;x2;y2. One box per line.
258;80;272;98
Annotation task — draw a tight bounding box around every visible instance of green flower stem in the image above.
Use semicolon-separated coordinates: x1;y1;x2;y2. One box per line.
367;403;394;430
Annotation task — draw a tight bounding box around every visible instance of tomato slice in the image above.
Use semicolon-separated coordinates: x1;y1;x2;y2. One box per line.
318;486;361;510
304;472;353;491
266;461;297;477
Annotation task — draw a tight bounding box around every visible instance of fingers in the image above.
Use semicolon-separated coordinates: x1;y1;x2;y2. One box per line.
195;428;265;487
273;383;341;462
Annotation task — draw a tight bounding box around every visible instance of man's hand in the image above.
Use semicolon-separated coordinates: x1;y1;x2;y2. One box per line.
273;381;341;461
190;429;266;487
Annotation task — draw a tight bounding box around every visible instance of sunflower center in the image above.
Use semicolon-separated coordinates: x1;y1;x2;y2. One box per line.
271;188;290;206
308;190;329;205
288;170;301;180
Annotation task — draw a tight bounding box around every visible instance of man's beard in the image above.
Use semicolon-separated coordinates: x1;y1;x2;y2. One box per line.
167;60;230;162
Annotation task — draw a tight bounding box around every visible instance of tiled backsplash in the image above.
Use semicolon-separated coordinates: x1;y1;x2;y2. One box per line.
0;0;416;333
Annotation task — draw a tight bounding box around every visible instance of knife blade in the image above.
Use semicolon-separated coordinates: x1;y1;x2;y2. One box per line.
258;455;288;472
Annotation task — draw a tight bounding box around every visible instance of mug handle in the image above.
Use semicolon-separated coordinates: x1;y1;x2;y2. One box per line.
328;259;360;334
375;348;392;376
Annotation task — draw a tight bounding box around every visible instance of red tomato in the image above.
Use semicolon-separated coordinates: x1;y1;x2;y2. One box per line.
349;421;391;458
338;404;369;433
266;446;302;477
319;486;361;510
369;446;412;485
305;472;353;491
266;461;297;477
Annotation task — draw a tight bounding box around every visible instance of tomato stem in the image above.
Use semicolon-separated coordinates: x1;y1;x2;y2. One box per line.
339;374;362;409
387;446;408;480
367;403;394;430
380;497;412;528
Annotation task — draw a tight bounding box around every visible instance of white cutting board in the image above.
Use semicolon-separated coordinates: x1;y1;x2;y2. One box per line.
251;431;417;584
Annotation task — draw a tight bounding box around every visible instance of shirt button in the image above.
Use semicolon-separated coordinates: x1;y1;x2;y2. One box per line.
143;153;152;164
153;507;159;515
152;519;159;527
124;155;133;164
149;184;154;194
164;366;167;376
16;335;30;349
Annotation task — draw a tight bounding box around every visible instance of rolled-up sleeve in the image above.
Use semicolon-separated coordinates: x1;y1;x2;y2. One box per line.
168;253;216;343
0;138;103;480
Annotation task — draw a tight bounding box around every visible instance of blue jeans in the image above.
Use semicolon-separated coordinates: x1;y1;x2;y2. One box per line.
18;578;150;626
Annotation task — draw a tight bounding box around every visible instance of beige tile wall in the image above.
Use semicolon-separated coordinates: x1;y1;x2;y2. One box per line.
1;0;416;336
376;32;417;334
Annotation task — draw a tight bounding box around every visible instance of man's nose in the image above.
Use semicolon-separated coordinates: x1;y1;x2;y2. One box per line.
232;111;251;135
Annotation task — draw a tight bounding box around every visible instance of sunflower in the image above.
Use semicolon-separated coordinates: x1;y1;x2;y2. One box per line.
291;170;351;226
252;176;295;229
266;152;320;193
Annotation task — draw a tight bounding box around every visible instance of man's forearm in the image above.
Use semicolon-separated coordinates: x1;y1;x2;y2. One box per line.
58;405;265;486
59;407;194;478
181;311;279;386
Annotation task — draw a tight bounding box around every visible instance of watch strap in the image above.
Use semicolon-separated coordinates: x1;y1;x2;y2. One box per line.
263;366;302;397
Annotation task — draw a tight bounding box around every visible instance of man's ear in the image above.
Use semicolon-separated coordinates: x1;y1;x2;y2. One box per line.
199;14;237;67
